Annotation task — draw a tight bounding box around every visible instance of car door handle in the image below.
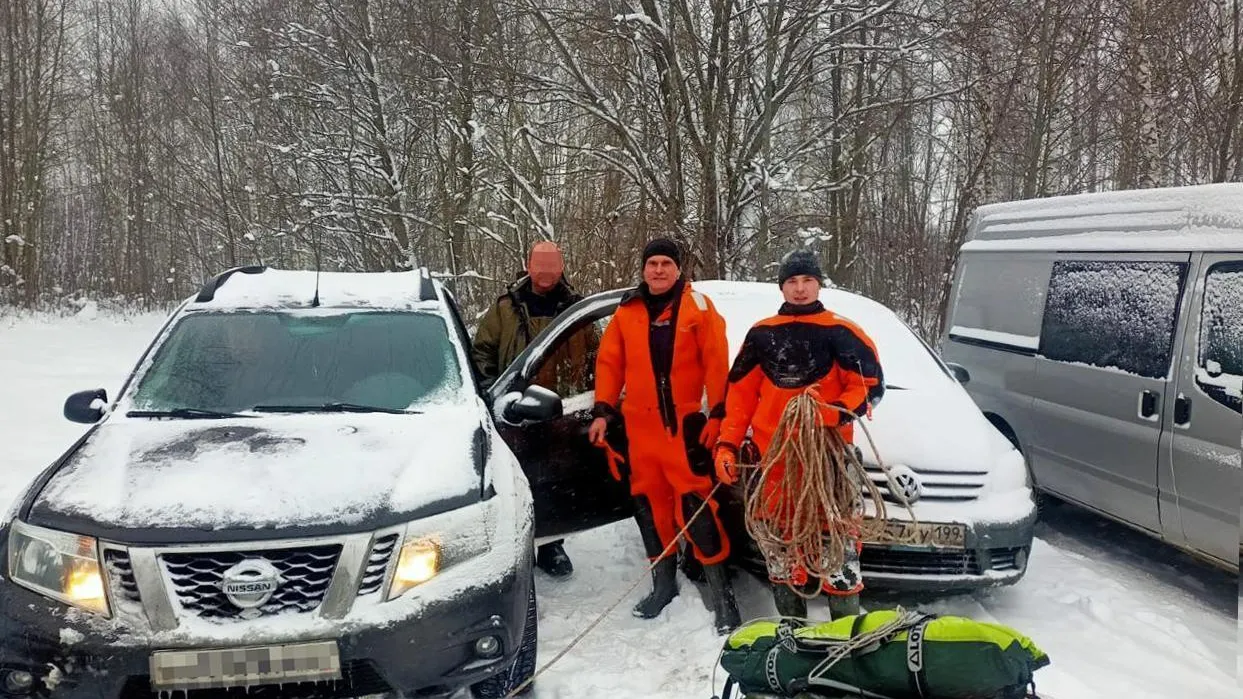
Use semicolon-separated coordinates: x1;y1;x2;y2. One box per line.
1174;395;1192;427
1138;390;1160;420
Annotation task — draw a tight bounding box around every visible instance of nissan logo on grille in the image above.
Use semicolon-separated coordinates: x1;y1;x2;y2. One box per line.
220;559;282;609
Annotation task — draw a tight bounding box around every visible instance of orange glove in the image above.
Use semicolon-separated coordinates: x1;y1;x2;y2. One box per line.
714;445;738;485
699;417;721;449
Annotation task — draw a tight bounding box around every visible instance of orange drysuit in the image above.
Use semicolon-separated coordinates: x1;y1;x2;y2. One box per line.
718;301;884;592
593;279;733;565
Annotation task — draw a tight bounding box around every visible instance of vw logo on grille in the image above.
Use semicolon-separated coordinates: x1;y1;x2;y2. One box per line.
888;464;922;504
220;559;282;610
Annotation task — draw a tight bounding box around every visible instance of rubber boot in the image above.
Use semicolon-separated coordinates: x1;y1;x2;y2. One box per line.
771;582;807;618
704;563;741;634
632;557;679;619
827;593;861;620
535;540;573;578
678;542;705;583
631;496;678;618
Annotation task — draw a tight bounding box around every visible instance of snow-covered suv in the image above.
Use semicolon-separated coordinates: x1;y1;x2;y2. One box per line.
0;267;631;699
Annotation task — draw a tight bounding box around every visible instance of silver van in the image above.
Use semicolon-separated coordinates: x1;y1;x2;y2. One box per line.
939;183;1242;573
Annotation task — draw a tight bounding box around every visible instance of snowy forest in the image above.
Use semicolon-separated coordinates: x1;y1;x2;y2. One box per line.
1;0;1241;337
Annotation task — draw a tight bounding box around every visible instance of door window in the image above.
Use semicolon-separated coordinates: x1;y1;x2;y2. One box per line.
1039;260;1187;379
526;312;612;411
1196;261;1243;413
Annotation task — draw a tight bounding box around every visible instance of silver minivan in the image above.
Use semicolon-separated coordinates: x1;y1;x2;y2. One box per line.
939;183;1242;573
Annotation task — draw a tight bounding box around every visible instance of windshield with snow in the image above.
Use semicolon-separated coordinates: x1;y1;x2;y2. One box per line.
128;311;464;414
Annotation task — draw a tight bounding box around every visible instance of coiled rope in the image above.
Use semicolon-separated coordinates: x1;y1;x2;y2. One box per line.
742;390;918;599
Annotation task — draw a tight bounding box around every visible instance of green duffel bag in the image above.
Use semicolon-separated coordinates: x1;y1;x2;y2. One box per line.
718;608;1050;699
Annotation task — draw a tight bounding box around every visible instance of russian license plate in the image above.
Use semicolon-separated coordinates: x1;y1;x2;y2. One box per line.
864;519;967;549
150;641;342;691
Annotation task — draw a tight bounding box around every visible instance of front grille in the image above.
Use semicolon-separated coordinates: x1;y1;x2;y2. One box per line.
160;545;341;620
104;549;142;603
119;659;391;699
864;466;987;502
861;547;983;576
356;534;398;596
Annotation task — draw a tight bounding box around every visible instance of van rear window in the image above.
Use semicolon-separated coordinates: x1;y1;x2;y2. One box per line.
1038;261;1186;379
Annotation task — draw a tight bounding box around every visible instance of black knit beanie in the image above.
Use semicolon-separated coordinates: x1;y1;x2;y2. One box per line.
778;249;825;286
642;238;682;267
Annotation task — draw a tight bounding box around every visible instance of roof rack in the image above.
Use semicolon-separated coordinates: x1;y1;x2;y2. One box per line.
418;267;437;301
195;265;267;303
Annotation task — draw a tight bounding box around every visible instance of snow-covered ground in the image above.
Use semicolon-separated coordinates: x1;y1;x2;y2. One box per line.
0;310;1236;699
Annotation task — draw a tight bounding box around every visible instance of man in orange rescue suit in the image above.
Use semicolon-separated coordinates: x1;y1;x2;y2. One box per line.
714;249;884;620
586;238;741;634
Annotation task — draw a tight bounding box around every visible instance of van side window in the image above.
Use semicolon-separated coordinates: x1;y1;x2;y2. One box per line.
947;254;1049;351
1039;261;1186;379
1196;262;1243;413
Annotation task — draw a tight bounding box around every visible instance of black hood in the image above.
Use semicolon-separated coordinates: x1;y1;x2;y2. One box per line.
23;410;490;544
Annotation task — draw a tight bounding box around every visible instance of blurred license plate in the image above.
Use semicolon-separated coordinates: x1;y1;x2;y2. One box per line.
864;520;967;549
150;641;341;691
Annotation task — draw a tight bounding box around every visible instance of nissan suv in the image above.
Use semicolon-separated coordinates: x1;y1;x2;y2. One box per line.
0;266;631;699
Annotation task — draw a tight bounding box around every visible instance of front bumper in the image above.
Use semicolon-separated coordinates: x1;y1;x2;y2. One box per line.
854;512;1036;591
0;544;533;699
721;488;1038;592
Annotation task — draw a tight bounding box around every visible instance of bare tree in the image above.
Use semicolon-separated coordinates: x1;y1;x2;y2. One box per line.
0;0;70;305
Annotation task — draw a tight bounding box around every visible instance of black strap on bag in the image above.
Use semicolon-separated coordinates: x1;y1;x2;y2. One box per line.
713;676;737;699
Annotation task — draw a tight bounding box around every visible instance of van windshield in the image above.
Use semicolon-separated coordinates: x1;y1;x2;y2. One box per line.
129;311;464;414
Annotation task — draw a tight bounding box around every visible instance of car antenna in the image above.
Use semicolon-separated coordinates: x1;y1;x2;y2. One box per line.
311;227;322;308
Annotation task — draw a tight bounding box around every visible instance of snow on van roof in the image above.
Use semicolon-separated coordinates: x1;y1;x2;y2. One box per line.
962;183;1243;253
188;268;439;310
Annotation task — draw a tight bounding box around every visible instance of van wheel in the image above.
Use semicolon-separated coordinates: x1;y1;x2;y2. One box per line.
471;582;538;698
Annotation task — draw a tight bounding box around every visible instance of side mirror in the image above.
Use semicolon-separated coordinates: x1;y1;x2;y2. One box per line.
946;362;971;384
64;388;108;424
1204;360;1224;378
504;385;563;423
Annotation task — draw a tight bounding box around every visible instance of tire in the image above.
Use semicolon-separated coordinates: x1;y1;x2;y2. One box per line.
471;582;538;698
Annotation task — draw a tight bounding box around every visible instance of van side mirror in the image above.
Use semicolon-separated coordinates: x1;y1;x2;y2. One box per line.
503;385;563;423
65;388;108;424
946;363;971;384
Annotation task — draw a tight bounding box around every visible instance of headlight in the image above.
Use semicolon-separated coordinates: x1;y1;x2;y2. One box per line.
384;499;498;602
389;538;441;598
6;521;110;616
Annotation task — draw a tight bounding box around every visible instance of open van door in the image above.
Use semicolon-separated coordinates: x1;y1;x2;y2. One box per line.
489;291;634;540
1163;254;1242;570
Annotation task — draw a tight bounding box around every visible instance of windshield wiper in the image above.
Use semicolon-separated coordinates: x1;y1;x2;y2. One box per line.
251;402;419;415
126;408;251;419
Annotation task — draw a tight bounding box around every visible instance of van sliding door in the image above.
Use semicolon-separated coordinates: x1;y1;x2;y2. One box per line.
1028;253;1190;534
